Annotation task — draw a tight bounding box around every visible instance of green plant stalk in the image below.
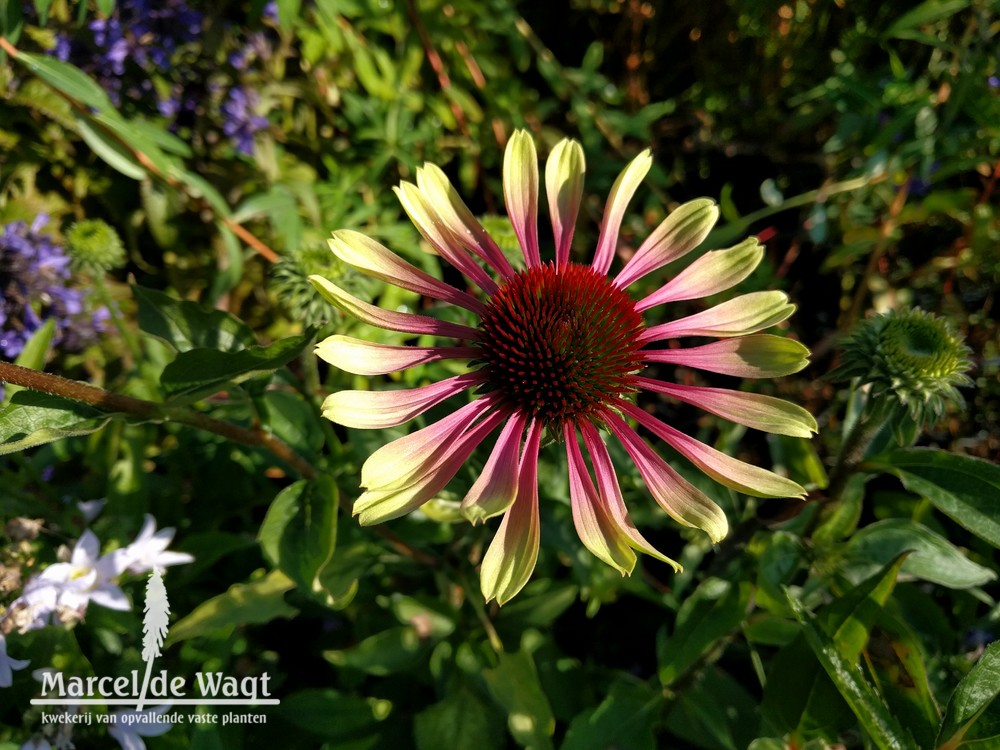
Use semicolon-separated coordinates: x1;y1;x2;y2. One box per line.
826;394;902;502
94;276;144;363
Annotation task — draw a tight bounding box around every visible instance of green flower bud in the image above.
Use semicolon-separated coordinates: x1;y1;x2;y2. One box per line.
65;220;126;273
272;243;375;327
832;308;972;427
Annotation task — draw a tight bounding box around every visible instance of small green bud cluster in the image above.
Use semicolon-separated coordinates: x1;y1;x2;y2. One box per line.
833;308;972;428
65;220;126;273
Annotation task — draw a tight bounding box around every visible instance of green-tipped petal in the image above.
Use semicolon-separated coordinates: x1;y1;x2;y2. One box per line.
503;130;541;267
615;198;719;288
641;291;795;343
638;379;818;437
545;139;586;266
644;335;811;378
637;237;764;310
591;149;653;275
481;421;543;605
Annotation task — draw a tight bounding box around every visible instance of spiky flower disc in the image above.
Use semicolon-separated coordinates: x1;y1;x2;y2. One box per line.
833;308;972;424
311;130;814;604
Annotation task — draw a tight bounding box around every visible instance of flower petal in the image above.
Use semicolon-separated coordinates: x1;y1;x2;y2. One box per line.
578;421;682;572
545;139;586;266
640;291;795;344
321;372;482;429
635;378;818;437
636;237;764;311
615;198;719;288
503;130;541;267
601;408;728;543
461;411;528;524
480;419;543;605
617;400;807;499
355;407;507;525
315;335;478;376
360;397;494;492
565;423;637;574
395;181;499;294
416;164;516;279
643;335;810;378
329;230;484;314
309;274;479;340
592;149;653;275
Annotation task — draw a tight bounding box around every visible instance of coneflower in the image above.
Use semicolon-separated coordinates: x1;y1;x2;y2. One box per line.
312;131;814;604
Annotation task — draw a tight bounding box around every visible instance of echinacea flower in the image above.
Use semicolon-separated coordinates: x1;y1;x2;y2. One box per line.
312;131;813;604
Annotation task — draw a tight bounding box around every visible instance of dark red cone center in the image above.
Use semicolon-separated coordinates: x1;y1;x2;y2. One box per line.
476;262;646;426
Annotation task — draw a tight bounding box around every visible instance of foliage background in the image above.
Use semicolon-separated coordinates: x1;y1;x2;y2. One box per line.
1;0;998;748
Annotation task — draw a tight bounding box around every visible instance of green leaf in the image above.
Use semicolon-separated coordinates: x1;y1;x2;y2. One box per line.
665;667;759;750
14;52;114;112
92;111;175;176
258;477;349;608
75;114;148;180
0;391;110;455
866;449;1000;549
483;647;556;750
2;320;55;406
415;682;504;750
276;0;301;30
754;531;805;615
166;164;232;218
658;578;751;686
761;555;908;738
841;519;996;589
1;0;23;44
159;333;312;400
562;680;662;750
323;626;427;676
885;0;971;38
937;643;1000;749
275;689;388;743
787;594;919;750
166;569;297;644
132;284;255;352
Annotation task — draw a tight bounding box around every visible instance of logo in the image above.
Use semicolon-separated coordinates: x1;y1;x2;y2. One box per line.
30;568;278;736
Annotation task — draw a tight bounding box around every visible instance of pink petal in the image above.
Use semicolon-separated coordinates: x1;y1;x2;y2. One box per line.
360;396;495;492
636;237;763;311
315;335;478;376
600;408;729;543
503;130;541;267
329;230;485;314
614;199;719;288
639;291;795;344
591;150;653;275
461;412;528;523
545;139;586;266
616;400;806;499
642;335;811;378
480;419;543;605
309;274;480;340
416;164;516;279
634;377;818;437
321;372;483;429
395;181;499;294
355;406;508;525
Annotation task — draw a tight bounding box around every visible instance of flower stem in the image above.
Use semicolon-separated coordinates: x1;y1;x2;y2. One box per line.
826;394;899;501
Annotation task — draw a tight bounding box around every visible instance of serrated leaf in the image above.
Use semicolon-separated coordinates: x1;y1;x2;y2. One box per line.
787;594;919;750
159;333;312;400
841;519;996;589
165;569;297;644
132;284;255;352
866;449;1000;549
0;391;111;455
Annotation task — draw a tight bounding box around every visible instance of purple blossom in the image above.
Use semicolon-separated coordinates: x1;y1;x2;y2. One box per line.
0;215;106;362
222;87;269;155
